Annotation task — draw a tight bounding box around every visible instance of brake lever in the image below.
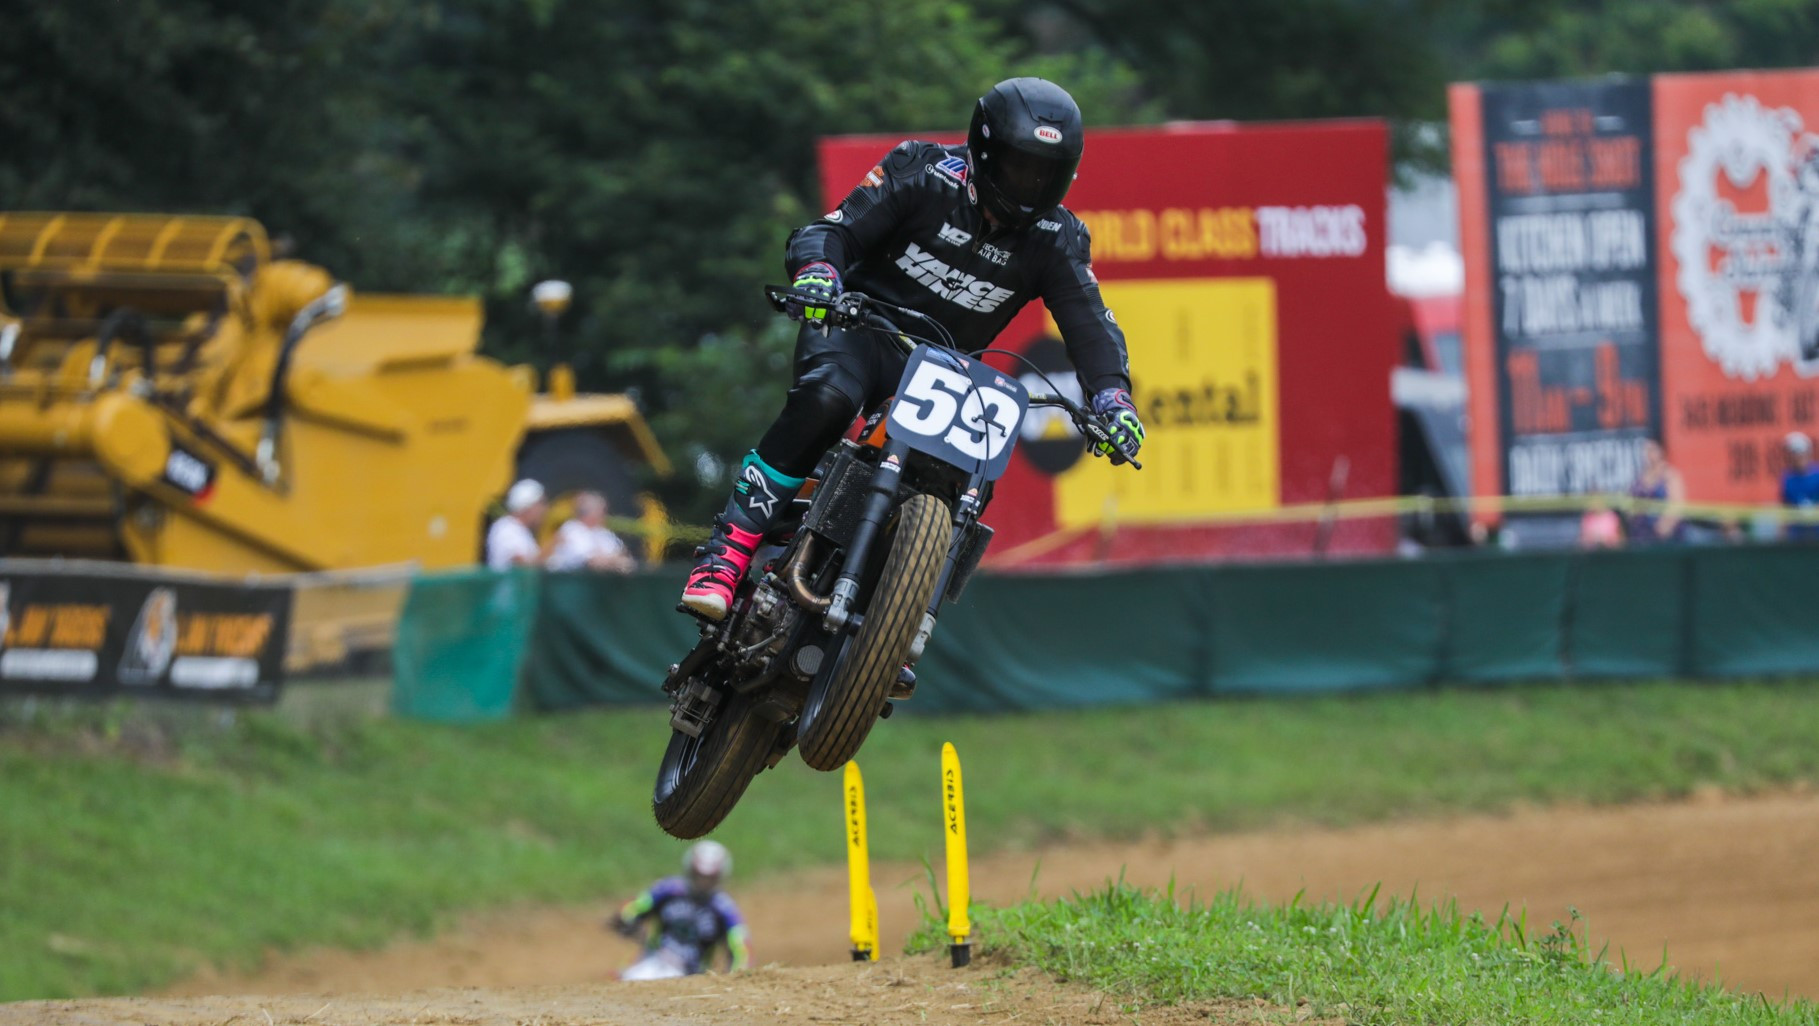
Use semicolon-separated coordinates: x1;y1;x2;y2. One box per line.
763;284;796;314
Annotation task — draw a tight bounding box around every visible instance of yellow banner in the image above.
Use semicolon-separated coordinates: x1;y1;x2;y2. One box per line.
1054;277;1280;528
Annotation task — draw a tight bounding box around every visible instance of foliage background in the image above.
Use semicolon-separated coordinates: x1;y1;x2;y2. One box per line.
6;0;1819;518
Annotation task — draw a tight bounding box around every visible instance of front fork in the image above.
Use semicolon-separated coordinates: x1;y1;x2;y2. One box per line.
908;481;984;664
819;438;986;674
822;437;911;633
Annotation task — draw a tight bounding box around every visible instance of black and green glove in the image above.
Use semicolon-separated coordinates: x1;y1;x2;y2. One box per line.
1090;387;1145;464
787;262;841;326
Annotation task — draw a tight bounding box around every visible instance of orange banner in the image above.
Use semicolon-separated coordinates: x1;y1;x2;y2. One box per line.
1656;70;1819;504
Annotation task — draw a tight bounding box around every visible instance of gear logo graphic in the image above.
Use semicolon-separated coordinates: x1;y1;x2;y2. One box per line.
1671;93;1819;380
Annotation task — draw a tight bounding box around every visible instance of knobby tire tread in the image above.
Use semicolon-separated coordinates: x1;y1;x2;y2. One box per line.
798;493;950;771
652;693;780;839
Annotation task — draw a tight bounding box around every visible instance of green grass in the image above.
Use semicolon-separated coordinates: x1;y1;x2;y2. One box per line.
7;678;1819;1000
907;883;1819;1025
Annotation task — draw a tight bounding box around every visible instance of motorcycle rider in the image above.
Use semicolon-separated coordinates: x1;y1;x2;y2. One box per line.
612;840;750;976
681;77;1145;619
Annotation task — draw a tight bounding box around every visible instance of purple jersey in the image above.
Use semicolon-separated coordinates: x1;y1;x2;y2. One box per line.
642;877;745;973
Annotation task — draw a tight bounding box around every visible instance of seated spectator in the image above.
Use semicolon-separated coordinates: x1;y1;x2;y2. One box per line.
1782;432;1819;541
486;479;549;569
549;491;636;572
1579;497;1624;549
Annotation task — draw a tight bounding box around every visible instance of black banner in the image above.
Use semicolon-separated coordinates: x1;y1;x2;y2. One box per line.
1482;79;1662;496
0;569;291;702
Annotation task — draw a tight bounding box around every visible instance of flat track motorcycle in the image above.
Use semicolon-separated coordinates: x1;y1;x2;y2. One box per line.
652;286;1139;839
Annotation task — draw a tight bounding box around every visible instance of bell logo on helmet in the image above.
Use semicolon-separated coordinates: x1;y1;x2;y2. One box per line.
1034;126;1063;144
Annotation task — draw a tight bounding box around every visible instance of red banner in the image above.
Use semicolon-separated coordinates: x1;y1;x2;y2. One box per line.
818;121;1398;565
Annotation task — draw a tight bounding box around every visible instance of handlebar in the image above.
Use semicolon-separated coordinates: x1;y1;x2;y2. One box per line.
766;284;1141;470
1043;394;1142;471
765;284;923;348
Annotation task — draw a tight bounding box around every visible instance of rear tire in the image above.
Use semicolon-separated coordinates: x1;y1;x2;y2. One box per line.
652;692;781;839
797;492;950;771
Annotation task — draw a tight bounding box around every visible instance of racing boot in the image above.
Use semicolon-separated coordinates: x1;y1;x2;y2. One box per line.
680;452;805;621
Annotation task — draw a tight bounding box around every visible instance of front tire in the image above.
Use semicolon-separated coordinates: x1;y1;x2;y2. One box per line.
797;492;950;771
653;692;781;838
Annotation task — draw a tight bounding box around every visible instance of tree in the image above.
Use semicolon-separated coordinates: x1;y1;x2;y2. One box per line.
1006;0;1455;167
392;0;1144;516
1006;0;1819;172
1458;0;1819;80
0;0;444;283
0;0;1145;522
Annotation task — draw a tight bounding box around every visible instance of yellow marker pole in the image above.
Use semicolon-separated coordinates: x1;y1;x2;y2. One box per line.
843;761;878;962
941;741;972;967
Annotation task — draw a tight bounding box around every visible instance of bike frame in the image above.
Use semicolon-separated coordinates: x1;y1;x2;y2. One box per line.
667;288;1129;733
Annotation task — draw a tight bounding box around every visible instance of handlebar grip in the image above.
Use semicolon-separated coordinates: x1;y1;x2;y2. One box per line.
1069;411;1142;470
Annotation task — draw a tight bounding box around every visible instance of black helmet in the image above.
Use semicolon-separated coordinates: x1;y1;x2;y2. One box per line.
967;78;1084;230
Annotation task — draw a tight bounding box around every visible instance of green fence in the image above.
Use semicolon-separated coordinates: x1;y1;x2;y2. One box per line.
392;544;1819;721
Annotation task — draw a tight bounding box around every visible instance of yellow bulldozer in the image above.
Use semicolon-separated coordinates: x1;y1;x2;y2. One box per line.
0;212;669;576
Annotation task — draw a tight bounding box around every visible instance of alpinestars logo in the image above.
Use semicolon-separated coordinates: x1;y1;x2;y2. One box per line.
738;463;779;518
896;242;1015;312
1673;93;1819;379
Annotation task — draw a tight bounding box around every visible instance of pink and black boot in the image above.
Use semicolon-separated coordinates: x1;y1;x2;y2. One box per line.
680;452;805;621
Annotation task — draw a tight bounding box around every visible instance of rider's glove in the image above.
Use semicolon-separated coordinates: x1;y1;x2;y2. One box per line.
1090;387;1145;464
787;262;841;326
610;916;641;938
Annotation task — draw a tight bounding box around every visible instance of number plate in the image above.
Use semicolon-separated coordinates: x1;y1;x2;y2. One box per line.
886;345;1029;480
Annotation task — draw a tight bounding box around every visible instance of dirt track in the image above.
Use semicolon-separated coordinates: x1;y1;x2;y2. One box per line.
14;959;1289;1026
11;792;1819;1023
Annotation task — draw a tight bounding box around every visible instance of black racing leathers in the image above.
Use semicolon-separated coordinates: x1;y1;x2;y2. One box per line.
754;139;1130;478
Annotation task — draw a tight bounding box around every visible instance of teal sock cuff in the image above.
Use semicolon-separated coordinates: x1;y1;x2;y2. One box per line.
742;450;806;489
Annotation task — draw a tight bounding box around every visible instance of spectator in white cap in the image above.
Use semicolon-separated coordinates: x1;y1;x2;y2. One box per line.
1782;432;1819;541
548;491;636;573
486;479;550;569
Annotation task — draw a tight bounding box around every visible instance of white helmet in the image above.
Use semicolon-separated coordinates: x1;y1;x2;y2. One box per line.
505;478;546;514
683;840;731;896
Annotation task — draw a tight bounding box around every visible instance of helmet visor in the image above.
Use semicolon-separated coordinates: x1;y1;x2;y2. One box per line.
985;142;1076;213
